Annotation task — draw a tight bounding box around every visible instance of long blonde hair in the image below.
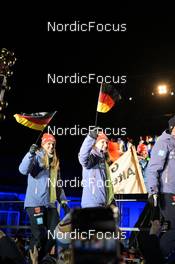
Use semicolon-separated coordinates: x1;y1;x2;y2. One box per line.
41;148;60;171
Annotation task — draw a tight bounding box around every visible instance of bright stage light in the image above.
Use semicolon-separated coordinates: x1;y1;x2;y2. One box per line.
157;85;168;95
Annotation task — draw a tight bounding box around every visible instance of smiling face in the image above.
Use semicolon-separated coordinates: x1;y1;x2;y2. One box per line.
42;141;55;156
95;139;108;153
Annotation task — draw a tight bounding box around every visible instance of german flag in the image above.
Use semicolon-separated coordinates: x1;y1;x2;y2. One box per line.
13;112;55;131
97;83;121;113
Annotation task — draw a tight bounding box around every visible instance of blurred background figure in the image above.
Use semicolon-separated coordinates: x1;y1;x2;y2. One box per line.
0;230;25;264
137;142;149;188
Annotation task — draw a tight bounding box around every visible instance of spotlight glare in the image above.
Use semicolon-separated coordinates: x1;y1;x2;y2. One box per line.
158;85;167;95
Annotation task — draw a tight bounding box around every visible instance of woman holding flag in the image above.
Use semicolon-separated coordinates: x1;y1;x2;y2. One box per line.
78;83;121;209
19;133;70;261
15;112;70;262
78;128;117;208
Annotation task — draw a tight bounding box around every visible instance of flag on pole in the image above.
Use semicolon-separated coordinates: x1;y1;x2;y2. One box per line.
13;112;55;131
97;83;121;113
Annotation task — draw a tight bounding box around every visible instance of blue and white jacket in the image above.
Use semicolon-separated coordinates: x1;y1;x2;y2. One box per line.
146;131;175;194
19;149;66;208
78;135;110;208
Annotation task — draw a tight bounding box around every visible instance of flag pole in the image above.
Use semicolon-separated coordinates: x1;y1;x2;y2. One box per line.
95;82;103;127
94;111;98;127
35;111;57;145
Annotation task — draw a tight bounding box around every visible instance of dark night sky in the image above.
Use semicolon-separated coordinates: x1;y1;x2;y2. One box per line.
1;5;175;195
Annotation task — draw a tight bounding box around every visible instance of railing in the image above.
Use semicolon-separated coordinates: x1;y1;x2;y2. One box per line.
0;197;148;238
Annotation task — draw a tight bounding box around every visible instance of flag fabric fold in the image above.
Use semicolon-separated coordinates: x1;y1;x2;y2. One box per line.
97;83;121;113
14;112;55;131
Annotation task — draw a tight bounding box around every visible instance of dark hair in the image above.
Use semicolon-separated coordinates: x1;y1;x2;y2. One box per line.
41;255;57;264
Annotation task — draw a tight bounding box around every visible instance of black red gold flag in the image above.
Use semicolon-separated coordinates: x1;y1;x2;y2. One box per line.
97;83;121;113
13;112;55;131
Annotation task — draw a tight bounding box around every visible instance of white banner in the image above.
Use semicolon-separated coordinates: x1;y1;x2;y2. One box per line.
109;146;147;194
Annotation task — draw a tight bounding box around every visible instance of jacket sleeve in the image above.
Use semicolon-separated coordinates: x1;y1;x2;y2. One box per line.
145;140;169;194
78;135;96;168
19;152;36;175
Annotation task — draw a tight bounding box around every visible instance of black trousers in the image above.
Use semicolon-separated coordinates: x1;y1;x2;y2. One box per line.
26;207;60;259
160;193;175;229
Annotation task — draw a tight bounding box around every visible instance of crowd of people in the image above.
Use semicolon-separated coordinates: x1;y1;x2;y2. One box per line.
1;116;175;263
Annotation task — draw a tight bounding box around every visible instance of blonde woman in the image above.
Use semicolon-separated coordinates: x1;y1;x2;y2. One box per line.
19;133;69;261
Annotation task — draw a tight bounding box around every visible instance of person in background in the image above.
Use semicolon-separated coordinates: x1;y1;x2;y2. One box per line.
117;137;126;154
137;220;164;264
146;136;156;158
137;142;150;188
0;230;25;264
